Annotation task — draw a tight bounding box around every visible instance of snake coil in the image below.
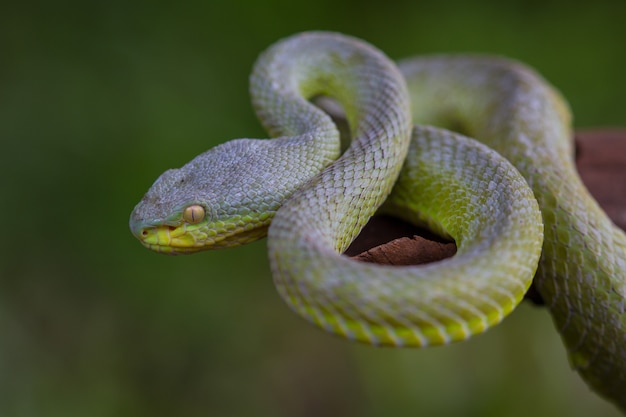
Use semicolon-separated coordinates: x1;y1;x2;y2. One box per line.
130;32;626;410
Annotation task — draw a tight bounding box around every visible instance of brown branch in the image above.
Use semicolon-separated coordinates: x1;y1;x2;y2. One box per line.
347;130;626;305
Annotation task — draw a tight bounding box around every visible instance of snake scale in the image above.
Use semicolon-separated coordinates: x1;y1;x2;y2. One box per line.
129;32;626;409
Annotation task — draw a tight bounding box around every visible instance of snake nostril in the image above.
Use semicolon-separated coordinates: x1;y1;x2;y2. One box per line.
141;229;149;237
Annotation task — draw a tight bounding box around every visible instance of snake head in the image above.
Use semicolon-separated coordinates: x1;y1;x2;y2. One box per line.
129;138;299;255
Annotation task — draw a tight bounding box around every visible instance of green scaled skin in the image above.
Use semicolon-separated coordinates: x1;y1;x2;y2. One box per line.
130;32;626;411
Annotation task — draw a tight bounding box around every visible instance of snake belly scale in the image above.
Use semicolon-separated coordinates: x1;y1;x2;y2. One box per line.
129;32;626;409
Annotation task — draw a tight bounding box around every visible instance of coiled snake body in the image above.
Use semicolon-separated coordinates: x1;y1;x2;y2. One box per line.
130;32;626;409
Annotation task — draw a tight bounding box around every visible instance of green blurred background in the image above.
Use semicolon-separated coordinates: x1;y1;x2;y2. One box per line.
2;0;625;416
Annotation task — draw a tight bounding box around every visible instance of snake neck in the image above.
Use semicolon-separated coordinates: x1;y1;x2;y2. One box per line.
258;32;412;254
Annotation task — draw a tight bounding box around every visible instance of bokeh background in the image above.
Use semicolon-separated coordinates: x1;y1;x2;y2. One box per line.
2;0;625;416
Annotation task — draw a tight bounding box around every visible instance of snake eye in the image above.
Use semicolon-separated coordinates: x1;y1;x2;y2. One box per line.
182;205;205;224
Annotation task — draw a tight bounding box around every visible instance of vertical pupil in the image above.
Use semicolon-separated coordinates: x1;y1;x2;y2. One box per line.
184;205;204;223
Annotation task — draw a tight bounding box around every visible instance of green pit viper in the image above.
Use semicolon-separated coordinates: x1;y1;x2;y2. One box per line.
129;32;626;410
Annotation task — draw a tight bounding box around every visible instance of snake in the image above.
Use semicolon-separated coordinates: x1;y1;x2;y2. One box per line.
129;32;626;409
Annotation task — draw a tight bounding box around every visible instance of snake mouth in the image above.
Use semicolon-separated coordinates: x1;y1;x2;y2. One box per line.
134;223;270;254
133;223;207;255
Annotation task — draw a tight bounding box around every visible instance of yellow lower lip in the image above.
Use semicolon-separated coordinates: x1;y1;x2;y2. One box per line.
140;225;201;253
142;242;203;255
